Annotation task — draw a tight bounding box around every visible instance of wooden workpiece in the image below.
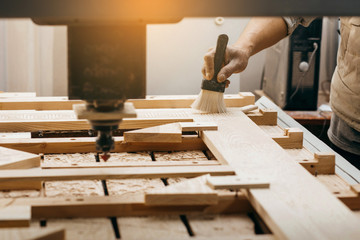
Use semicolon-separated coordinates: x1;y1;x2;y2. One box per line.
0;93;360;239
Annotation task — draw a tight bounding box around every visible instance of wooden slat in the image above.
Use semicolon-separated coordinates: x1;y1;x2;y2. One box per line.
129;92;255;109
206;175;270;190
179;122;218;132
124;123;182;143
0;192;250;218
0;136;206;154
0;206;30;228
0;147;40;170
0;116;193;132
0;93;254;110
41;160;220;169
0;165;234;182
145;175;218;206
298;152;336;175
0;226;65;240
194;109;360;239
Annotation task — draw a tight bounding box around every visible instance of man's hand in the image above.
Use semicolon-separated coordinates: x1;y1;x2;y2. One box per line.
202;45;250;87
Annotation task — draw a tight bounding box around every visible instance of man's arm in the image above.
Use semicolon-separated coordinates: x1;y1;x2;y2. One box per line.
202;17;288;83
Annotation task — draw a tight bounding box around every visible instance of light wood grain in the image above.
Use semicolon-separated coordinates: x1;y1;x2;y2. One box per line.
0;136;206;154
145;175;218;206
41;160;220;169
207;175;270;190
0;226;65;240
0;165;234;182
0;192;249;218
0;147;40;170
124;123;182;143
247;109;277;126
0;206;30;228
193;109;360;239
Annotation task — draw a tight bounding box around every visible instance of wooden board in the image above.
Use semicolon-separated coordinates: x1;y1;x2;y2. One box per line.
124;123;182;143
0;136;206;154
41;160;220;169
0;92;254;110
190;108;360;239
0;225;65;240
0;165;235;182
0;147;40;170
207;176;270;190
145;175;218;206
0;192;250;218
0;206;30;228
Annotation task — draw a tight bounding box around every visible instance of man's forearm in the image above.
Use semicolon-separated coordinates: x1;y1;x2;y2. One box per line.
234;17;288;58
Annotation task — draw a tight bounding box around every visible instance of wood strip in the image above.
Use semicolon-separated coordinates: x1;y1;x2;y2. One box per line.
195;110;360;239
179;122;218;132
0;136;206;154
124;123;182;143
145;175;218;206
41;160;220;169
0;227;65;240
129;92;255;109
0;165;235;182
0;93;254;110
0;192;250;218
117;216;190;240
0;117;193;132
206;176;270;190
0;147;40;170
0;206;30;228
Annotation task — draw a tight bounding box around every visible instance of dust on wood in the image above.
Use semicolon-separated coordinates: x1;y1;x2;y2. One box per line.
44;153;104;197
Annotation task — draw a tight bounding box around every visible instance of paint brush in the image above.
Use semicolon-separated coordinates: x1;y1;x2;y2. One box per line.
191;34;229;113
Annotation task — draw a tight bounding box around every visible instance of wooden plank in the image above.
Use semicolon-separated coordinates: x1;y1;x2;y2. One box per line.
124;123;182;143
0;136;206;154
73;102;137;120
0;192;249;218
145;175;218;206
41;160;220;169
0;165;235;182
0;147;40;170
0;97;82;110
187;214;256;239
46;219;113;240
0;226;65;240
117;216;190;240
193;109;360;239
129;92;255;109
0;206;30;228
179;122;218;132
0;115;193;132
0;92;254;110
206;176;270;190
317;175;360;210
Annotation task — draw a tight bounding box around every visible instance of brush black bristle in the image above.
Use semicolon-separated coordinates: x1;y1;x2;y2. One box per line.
201;79;226;93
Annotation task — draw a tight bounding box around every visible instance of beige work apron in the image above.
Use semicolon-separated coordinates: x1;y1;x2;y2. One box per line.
330;17;360;132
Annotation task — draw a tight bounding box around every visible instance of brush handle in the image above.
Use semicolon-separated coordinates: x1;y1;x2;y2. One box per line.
212;34;229;81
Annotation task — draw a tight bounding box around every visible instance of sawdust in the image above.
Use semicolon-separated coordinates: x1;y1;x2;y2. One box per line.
101;152;152;162
154;150;209;161
44;153;96;165
107;178;164;196
44;153;104;197
0;190;40;198
45;180;104;197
